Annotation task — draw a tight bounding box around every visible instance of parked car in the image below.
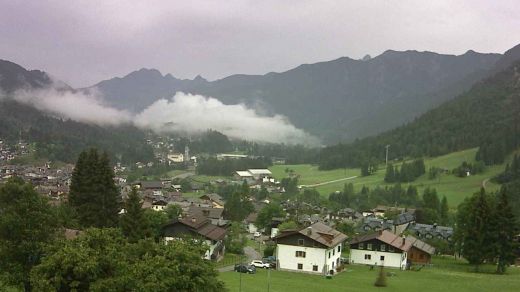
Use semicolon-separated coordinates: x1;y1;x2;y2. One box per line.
250;260;271;269
234;264;256;274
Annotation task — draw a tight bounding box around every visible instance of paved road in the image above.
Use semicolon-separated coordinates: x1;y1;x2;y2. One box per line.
217;246;261;272
299;175;358;188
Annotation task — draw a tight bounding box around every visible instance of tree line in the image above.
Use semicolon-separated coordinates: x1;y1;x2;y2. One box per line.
384;159;426;183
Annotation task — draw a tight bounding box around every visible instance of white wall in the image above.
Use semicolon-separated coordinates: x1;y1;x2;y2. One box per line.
350;249;407;269
276;243;343;274
248;223;258;234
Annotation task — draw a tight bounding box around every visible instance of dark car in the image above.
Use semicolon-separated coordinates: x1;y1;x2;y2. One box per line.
234;264;256;274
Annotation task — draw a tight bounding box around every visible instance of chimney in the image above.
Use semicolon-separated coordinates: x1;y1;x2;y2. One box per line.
191;217;196;223
307;227;312;235
203;209;210;216
402;235;406;245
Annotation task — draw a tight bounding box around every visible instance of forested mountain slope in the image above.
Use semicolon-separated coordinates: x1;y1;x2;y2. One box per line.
319;60;520;169
0;60;154;163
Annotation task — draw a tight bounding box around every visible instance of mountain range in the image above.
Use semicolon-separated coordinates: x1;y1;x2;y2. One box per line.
87;46;520;143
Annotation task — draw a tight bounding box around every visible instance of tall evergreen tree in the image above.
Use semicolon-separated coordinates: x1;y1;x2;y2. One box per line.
120;187;151;243
439;196;449;225
384;164;395;183
494;186;517;274
69;148;121;228
460;188;494;271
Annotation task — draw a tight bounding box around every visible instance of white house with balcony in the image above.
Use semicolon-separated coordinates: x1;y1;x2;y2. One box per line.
274;222;347;275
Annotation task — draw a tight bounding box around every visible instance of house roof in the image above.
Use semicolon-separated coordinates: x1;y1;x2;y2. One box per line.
350;230;413;252
200;193;224;205
245;212;258;223
236;171;253;177
165;215;227;241
406;235;435;255
276;222;347;248
187;206;224;219
139;181;163;189
393;212;415;225
248;169;272;175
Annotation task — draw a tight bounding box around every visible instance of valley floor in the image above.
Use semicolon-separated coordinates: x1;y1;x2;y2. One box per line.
219;256;520;292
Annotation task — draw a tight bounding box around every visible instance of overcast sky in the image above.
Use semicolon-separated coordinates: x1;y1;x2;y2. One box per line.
1;0;519;88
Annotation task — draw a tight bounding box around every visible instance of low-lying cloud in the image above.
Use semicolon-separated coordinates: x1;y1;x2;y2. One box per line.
13;87;132;126
6;86;320;145
135;92;320;145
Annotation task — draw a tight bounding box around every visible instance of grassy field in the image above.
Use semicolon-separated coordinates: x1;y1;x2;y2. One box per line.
219;257;520;292
269;148;506;207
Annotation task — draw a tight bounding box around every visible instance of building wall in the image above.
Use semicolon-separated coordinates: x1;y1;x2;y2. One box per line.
276;243;342;274
408;246;431;264
350;249;406;269
248;223;258;234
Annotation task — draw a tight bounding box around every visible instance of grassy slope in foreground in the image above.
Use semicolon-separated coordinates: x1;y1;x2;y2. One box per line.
219;257;520;292
269;148;505;207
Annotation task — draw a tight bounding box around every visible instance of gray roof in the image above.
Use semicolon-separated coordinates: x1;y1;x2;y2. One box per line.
277;222;348;248
393;212;415;225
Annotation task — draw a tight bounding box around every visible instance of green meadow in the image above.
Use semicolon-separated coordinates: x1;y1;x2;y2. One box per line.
269;148;506;207
219;257;520;292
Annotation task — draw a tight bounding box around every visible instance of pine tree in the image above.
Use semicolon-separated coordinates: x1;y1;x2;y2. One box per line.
439;196;449;225
69;148;121;228
120;187;151;243
384;164;395;183
462;188;494;271
494;186;516;274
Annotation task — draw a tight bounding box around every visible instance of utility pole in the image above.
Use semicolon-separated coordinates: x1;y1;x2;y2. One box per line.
385;145;390;166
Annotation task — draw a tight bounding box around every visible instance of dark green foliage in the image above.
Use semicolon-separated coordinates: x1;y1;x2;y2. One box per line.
120;187;152;242
0;178;59;290
190;130;233;154
456;188;495;271
30;228;225;291
452;161;485;177
278;221;299;231
196;156;272;176
319;62;520;169
224;222;247;254
143;209;169;240
329;183;354;208
263;244;276;257
495;154;520;184
256;204;286;230
0;100;155;164
494;187;517;274
384;159;425;183
69;148;121;228
281;177;299;196
439;196;450;225
374;266;387;287
417;188;441;224
224;191;254;221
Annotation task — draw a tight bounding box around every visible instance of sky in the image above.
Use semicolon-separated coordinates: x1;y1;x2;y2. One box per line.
1;0;520;88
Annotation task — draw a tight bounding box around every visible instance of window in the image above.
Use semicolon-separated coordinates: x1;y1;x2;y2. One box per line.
359;243;364;250
328;252;331;258
367;243;372;250
364;254;372;260
380;244;386;252
380;256;385;261
338;245;341;252
298;239;304;246
333;249;335;256
297;263;303;270
313;265;318;271
296;251;306;258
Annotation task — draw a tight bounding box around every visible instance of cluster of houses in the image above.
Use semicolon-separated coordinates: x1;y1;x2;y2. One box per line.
0;162;74;202
0;139;31;162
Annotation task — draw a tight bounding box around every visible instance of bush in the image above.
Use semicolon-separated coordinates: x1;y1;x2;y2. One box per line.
263;244;276;257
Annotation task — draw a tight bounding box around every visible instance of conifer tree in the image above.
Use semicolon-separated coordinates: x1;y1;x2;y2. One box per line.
120;187;151;243
384;164;395;183
439;196;449;225
494;186;516;274
69;148;121;228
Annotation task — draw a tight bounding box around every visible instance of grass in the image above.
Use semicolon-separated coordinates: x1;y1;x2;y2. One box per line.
219;256;520;292
269;148;507;207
